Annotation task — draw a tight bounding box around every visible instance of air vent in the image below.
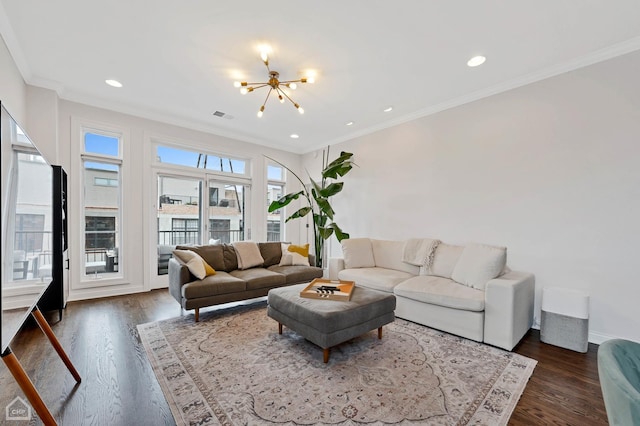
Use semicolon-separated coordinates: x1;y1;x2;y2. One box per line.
212;111;234;120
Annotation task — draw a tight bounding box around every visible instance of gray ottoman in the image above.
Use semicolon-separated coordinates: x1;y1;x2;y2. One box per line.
267;283;396;363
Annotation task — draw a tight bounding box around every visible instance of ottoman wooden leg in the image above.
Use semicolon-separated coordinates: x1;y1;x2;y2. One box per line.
323;348;330;363
378;326;383;339
278;323;283;335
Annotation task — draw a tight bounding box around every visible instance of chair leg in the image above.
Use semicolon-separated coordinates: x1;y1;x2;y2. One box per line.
195;308;199;322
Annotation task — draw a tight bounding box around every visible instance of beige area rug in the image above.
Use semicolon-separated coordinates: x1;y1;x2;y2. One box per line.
138;303;536;425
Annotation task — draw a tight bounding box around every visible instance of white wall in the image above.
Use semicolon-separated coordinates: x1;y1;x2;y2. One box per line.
0;35;26;125
304;50;640;344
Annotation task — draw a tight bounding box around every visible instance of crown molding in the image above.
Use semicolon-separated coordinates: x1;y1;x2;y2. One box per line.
59;90;308;154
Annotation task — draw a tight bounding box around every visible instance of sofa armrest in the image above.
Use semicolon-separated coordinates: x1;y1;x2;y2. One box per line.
168;258;192;304
328;257;345;280
483;271;535;351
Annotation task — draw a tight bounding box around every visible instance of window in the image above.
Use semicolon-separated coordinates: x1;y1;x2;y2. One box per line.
82;130;122;278
94;177;118;186
267;164;285;241
15;214;46;252
171;218;199;245
85;216;116;249
156;145;246;175
267;220;281;242
209;187;219;206
209;219;231;243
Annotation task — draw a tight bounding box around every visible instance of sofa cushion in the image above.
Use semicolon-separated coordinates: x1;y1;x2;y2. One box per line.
181;271;246;299
230;268;286;290
338;267;413;293
451;243;507;290
222;244;238;271
259;242;282;267
342;238;375;269
233;241;265;270
176;244;225;271
172;249;215;280
371;239;421;275
267;265;324;284
279;243;310;266
394;276;485;312
420;243;464;278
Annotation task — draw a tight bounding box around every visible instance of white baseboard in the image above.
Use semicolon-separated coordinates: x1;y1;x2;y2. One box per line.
68;283;146;302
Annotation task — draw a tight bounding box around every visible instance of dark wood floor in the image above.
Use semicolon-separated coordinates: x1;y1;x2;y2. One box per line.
0;290;608;425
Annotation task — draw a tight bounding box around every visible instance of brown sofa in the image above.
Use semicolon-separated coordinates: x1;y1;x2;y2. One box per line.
168;242;323;321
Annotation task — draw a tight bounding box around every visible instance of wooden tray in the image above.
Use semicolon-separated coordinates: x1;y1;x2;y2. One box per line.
300;278;355;301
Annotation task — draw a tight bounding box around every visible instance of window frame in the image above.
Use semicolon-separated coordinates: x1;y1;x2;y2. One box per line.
266;162;286;242
77;125;126;286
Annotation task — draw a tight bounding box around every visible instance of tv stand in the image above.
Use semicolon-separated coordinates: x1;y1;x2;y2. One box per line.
1;306;80;425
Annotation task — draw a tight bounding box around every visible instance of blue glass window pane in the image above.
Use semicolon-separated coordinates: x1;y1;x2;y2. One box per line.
85;133;119;156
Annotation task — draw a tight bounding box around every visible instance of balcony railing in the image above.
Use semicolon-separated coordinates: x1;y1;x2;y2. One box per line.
12;230;283;280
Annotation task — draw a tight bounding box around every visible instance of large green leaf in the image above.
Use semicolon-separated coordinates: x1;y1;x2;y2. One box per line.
329;223;350;242
268;190;304;212
317;226;334;239
322;162;353;179
313;213;327;228
314;196;334;220
326;151;353;169
309;178;323;196
319;182;343;198
285;206;311;222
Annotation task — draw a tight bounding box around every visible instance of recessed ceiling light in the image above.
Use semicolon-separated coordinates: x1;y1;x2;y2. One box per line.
105;79;123;88
383;106;393;112
467;56;486;67
346;121;354;126
290;134;299;139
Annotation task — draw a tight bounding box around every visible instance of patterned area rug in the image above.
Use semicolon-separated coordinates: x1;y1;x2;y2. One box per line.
138;302;536;425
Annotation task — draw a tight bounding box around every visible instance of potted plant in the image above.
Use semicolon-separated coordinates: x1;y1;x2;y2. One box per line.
266;147;355;268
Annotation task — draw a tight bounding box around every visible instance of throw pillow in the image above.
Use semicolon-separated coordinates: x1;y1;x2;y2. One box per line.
342;238;375;269
420;243;464;278
232;241;265;270
258;242;283;267
451;243;507;290
173;249;216;279
279;243;310;266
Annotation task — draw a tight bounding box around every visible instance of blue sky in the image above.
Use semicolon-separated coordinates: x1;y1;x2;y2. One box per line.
85;132;283;179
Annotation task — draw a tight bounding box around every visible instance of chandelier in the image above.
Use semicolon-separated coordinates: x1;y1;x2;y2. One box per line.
234;50;314;118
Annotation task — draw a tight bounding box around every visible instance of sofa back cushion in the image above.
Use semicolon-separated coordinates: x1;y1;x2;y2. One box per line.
222;244;238;271
451;243;507;290
372;239;420;275
259;242;282;267
176;244;225;271
421;243;464;278
342;238;375;269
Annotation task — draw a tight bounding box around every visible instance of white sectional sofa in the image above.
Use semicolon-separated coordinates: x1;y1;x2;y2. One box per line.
328;238;535;351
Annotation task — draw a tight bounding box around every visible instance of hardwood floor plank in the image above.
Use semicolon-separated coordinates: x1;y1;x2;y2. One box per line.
0;290;608;425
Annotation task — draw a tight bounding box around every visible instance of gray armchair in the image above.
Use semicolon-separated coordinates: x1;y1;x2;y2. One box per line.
598;338;640;425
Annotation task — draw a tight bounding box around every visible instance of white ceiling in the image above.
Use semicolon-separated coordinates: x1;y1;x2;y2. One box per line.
2;1;640;154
